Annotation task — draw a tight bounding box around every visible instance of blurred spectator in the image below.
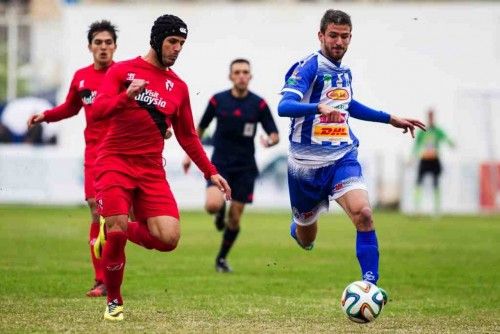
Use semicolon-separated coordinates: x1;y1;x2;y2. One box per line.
0;96;58;144
412;108;454;215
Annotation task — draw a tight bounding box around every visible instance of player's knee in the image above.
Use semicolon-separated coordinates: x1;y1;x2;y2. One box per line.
158;235;179;251
152;228;180;251
156;238;179;252
105;216;128;232
354;207;373;230
205;201;223;214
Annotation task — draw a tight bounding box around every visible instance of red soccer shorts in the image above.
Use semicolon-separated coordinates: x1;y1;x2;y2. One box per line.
84;162;96;200
94;154;179;221
83;146;98;200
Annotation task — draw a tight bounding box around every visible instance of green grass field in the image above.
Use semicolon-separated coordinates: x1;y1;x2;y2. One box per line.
0;205;499;333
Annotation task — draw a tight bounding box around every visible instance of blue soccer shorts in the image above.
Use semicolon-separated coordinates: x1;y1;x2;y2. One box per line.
287;149;367;226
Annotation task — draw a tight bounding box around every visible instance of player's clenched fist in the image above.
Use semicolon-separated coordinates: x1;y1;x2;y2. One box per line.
27;113;45;129
210;174;232;201
318;103;346;123
126;79;148;99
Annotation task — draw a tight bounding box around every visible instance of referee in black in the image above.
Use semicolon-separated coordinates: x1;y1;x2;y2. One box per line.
183;58;279;272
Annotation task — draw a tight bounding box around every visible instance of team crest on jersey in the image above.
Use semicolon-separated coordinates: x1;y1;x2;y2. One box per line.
165;80;174;91
286;70;301;86
336;74;343;87
79;80;85;88
326;88;349;101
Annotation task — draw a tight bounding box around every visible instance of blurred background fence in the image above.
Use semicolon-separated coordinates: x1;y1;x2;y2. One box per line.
0;0;499;213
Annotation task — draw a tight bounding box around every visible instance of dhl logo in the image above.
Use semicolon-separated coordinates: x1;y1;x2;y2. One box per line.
326;88;349;100
313;125;349;138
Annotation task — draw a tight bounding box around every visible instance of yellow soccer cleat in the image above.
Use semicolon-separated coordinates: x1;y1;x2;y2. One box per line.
93;216;107;260
104;299;124;321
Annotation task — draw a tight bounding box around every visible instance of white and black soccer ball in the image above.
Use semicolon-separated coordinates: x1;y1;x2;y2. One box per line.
340;281;384;323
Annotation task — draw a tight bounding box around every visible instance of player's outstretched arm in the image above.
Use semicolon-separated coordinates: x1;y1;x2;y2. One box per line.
182;127;205;174
388;115;426;138
40;75;84;123
173;87;220;181
277;92;317;118
348;99;390;123
278;92;344;122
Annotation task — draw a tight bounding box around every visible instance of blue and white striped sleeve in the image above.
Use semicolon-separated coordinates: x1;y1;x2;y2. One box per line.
280;55;317;100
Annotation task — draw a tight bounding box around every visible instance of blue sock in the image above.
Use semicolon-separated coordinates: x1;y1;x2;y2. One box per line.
290;221;298;240
356;230;379;284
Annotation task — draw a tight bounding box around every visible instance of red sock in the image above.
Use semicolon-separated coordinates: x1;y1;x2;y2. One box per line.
102;231;127;304
89;221;104;283
127;221;174;252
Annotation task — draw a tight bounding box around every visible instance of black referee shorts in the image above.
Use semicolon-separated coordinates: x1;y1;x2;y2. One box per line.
207;167;258;204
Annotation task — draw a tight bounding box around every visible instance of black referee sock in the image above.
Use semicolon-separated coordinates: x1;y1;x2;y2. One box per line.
217;227;240;260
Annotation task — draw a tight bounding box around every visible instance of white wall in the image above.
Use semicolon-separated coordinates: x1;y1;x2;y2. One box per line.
51;2;500;166
25;1;500;209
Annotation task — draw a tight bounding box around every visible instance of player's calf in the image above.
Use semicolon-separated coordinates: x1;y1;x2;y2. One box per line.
290;221;314;251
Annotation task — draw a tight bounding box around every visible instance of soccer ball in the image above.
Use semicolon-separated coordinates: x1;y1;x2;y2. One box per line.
340;281;384;323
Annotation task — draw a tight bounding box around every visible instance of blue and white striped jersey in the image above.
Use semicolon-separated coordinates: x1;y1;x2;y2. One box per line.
281;51;359;163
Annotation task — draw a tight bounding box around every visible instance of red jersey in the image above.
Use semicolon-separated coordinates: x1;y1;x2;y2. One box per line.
43;63;112;152
93;56;217;179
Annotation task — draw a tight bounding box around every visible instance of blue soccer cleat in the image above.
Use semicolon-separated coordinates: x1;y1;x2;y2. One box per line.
290;221;314;251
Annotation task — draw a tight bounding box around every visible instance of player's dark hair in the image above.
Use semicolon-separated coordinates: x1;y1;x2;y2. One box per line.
229;58;250;72
320;10;352;33
150;14;188;67
87;20;118;44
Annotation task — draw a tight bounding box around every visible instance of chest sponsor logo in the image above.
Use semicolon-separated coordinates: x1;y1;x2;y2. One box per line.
81;90;97;105
135;88;166;108
313;125;349;139
326;88;349;101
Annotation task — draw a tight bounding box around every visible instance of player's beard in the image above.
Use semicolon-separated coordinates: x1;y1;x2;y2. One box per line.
329;47;346;61
162;55;178;67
